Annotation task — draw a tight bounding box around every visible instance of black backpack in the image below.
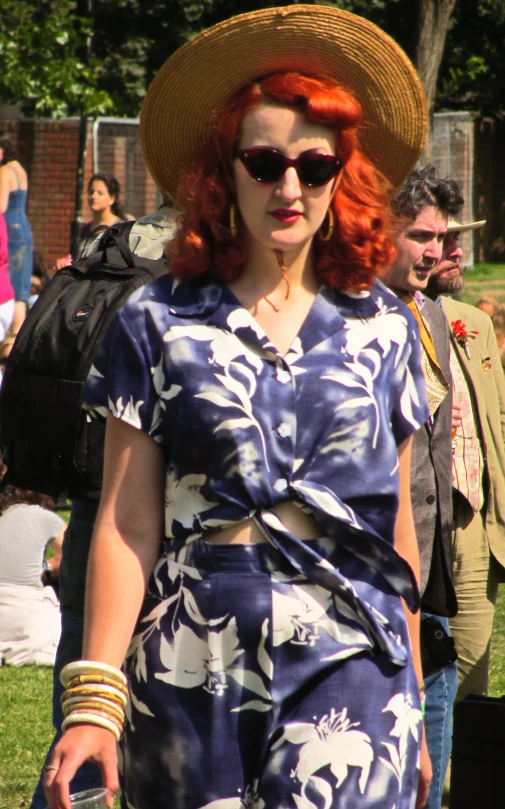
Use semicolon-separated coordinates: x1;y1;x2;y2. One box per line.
0;223;169;499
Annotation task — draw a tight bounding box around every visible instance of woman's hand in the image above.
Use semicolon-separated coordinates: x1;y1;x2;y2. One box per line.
416;725;433;809
43;725;119;809
52;254;72;273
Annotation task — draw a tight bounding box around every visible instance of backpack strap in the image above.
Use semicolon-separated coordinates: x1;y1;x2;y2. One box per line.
98;220;136;268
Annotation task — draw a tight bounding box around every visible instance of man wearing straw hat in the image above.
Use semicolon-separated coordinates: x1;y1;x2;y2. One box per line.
426;214;505;705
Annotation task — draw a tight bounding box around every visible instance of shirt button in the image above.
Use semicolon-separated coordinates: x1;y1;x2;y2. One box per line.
276;368;291;384
274;478;288;492
276;422;292;438
426;494;436;505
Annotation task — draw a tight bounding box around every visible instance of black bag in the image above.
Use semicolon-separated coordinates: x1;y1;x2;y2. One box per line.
0;223;168;499
450;694;505;807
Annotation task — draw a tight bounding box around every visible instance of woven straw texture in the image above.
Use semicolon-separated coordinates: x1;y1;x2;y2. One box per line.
140;5;427;201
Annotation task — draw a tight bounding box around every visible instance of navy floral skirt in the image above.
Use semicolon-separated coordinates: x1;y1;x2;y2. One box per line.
119;540;422;809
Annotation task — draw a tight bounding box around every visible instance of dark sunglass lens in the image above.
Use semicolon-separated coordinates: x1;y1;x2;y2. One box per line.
244;150;285;183
298;155;338;187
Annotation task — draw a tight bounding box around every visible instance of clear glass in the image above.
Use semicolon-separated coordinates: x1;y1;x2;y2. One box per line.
69;788;109;809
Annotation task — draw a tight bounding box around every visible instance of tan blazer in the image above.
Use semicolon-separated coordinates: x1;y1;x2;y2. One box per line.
441;297;505;568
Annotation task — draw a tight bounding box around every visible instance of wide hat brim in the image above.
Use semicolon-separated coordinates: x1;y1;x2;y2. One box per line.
446;219;486;233
140;5;427;203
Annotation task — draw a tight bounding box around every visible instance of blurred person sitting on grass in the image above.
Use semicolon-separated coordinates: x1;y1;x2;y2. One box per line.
0;464;66;666
475;295;501;318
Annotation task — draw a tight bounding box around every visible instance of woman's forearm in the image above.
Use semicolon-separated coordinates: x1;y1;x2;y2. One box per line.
82;413;166;666
83;515;160;665
394;436;423;687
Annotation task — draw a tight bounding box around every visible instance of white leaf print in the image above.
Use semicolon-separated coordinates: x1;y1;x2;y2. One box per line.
165;470;218;532
380;743;401;779
227;668;271;701
310;776;333;809
130;689;154;717
215;373;253;414
271;722;318;749
230;700;272;713
140;594;178;626
292;794;317;809
257;618;273;679
280;708;374;798
157;626;206;688
321;374;362;388
108;395;144;430
227;308;265;340
166;559;203;581
163;324;217;344
195;391;238;409
214;417;256;434
272;586;332;647
182;587;212;626
336;396;373;410
196;800;242;809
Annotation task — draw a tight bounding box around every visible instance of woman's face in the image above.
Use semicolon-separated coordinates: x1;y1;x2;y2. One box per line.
233;103;337;257
88;179;115;214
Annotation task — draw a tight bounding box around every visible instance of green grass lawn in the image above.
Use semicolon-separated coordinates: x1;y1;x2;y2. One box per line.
460;262;505;306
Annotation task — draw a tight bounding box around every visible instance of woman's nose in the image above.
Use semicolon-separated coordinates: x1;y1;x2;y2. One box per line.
275;166;302;200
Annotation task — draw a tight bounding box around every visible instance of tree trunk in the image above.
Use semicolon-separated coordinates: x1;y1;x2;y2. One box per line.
415;0;458;160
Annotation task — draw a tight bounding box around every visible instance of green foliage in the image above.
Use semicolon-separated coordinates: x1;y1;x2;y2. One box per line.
0;0;114;117
3;0;505;119
437;0;505;114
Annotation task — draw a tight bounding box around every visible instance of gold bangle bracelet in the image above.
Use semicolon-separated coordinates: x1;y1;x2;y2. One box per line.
60;661;127;689
66;674;128;696
62;712;121;741
61;683;127;708
62;697;125;725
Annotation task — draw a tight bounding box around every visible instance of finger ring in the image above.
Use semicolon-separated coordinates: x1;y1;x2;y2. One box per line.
44;765;60;772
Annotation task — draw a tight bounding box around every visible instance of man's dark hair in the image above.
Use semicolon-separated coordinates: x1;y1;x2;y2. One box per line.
392;164;464;221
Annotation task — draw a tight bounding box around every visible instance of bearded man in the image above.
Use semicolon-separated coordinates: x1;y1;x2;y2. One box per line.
426;216;505;702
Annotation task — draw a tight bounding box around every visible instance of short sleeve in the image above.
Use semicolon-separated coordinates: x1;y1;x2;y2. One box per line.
40;509;66;541
390;314;430;445
82;300;164;442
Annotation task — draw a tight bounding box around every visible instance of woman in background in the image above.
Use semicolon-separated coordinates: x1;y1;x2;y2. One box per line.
0;134;33;334
0;211;14;339
54;173;131;271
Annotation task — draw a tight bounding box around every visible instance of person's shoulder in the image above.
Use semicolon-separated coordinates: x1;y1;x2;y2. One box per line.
442;297;491;329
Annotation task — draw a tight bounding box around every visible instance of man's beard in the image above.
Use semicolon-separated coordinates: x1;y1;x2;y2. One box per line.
426;264;464;298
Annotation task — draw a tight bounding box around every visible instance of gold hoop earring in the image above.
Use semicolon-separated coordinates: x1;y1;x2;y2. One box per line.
229;203;238;237
319;208;334;242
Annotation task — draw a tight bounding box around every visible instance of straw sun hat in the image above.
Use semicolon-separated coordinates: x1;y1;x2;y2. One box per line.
140;5;427;203
446;218;486;233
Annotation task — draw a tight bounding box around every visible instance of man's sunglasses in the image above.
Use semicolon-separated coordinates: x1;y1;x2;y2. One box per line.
236;147;343;188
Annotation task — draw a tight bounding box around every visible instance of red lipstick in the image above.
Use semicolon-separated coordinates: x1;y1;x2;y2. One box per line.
269;209;302;223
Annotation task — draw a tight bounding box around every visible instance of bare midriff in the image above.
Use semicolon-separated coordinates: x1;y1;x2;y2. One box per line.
206;499;324;544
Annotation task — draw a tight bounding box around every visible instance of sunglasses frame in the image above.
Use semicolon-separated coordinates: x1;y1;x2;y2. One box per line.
236;147;343;188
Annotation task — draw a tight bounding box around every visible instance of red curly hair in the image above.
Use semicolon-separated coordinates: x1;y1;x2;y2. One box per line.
170;72;396;290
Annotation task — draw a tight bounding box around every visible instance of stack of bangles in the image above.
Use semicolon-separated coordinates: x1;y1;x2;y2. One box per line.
60;661;128;741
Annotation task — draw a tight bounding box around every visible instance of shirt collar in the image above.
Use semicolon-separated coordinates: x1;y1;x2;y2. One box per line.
166;275;382;356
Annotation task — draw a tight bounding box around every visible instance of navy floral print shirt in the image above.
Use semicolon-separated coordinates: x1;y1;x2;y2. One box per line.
83;274;429;667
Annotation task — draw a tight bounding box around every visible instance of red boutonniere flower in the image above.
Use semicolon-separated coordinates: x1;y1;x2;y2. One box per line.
451;319;479;359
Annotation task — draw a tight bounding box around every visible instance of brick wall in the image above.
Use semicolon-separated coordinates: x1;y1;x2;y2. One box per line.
0;117;160;273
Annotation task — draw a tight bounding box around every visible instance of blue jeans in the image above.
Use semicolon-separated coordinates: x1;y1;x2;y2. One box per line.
422;613;458;809
30;500;101;809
